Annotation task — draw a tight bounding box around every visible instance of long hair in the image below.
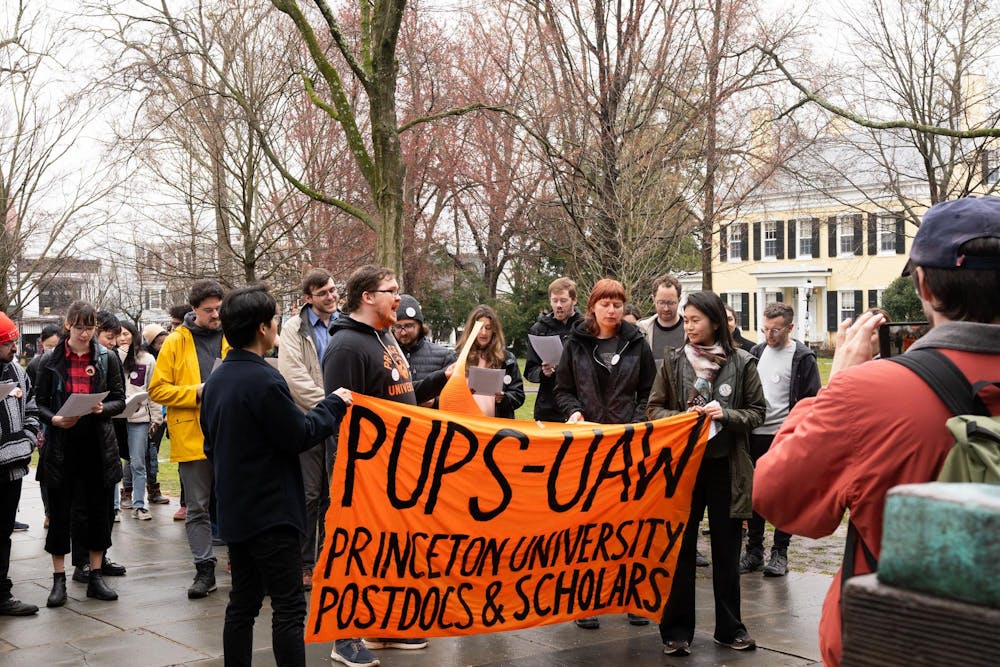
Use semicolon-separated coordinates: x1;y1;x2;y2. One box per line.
456;304;506;368
685;291;734;354
120;321;140;373
582;278;627;336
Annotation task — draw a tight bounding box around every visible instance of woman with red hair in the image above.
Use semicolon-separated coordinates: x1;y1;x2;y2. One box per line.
554;278;656;629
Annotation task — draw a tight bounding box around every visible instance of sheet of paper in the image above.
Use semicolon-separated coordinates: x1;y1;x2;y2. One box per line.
468;366;505;395
114;391;149;419
55;392;110;418
528;334;563;366
705;400;722;440
0;382;19;398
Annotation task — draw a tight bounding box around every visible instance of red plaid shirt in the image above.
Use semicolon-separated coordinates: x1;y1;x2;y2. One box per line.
64;344;94;395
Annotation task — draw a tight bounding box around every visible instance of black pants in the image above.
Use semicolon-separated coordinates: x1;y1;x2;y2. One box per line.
70;486;115;567
746;434;791;554
0;478;22;599
224;526;305;667
300;442;329;568
660;456;747;645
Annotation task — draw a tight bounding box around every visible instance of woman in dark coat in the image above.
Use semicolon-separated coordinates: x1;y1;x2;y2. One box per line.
454;304;525;419
554;278;656;629
35;301;125;606
647;291;765;656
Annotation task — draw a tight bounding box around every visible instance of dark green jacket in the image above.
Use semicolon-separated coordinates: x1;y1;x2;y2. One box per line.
646;346;765;518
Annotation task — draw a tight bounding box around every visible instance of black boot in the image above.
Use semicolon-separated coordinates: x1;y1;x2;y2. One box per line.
0;596;39;616
187;561;217;599
46;572;67;608
87;571;118;601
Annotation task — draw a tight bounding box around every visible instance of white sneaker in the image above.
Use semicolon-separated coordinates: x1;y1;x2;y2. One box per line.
113;510;121;523
132;508;152;521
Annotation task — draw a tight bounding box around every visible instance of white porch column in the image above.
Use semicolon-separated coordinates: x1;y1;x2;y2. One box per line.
755;288;767;335
797;284;810;343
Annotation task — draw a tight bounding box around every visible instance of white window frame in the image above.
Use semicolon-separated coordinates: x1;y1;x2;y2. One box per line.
838;290;856;323
728;225;744;262
986;148;999;185
797;219;814;258
763;221;779;259
838;216;854;257
877;216;896;255
729;292;744;326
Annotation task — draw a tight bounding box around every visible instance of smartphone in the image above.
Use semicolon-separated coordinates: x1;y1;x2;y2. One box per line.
878;322;930;358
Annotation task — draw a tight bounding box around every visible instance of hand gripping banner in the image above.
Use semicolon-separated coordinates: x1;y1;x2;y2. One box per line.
306;395;708;641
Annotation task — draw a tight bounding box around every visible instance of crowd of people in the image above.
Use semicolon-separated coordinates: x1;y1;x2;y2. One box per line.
0;196;998;667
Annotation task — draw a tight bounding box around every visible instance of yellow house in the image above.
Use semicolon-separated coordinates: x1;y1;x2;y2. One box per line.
711;193;924;349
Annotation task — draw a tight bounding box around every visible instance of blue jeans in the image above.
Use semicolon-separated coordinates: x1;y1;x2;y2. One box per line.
125;422;149;510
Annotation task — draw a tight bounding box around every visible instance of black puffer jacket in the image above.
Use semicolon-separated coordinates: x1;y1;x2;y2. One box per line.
554;320;656;424
35;338;126;488
403;336;457;383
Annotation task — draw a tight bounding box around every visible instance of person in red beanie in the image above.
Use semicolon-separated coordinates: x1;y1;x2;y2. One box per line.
0;311;42;616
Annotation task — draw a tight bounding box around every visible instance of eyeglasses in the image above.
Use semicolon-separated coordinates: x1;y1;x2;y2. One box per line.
760;326;790;336
311;288;338;299
370;289;400;297
655;300;679;308
393;322;419;332
71;325;97;333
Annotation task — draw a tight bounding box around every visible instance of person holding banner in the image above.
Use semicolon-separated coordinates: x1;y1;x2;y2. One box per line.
454;305;524;419
647;290;765;656
553;278;657;629
322;264;452;667
201;285;353;667
35;300;127;607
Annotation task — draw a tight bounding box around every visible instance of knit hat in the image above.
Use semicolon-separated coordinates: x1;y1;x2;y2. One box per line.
397;294;424;323
142;323;168;347
0;312;18;344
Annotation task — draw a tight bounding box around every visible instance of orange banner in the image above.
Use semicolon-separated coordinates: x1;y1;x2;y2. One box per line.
306;395;707;641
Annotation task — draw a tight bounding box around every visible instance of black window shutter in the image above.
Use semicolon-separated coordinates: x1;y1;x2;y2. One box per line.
787;220;797;259
853;215;863;255
776;221;785;259
740;293;750;330
868;289;878;308
811;218;821;255
720;293;729;305
740;223;749;260
854;290;864;317
720;225;728;262
867;213;877;255
895;216;905;254
828;217;838;258
827;292;838;332
775;291;784;302
753;222;761;261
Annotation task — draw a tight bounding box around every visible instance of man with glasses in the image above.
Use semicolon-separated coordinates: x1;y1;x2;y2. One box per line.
278;269;341;591
322;265;451;667
393;294;456;404
150;279;230;600
740;302;820;577
637;274;685;361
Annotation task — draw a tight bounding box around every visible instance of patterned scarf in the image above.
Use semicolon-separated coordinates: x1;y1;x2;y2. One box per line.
683;343;727;407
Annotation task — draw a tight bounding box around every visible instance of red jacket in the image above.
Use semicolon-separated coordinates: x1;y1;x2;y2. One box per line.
753;322;1000;666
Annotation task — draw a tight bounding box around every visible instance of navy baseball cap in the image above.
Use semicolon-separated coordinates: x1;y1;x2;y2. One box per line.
902;196;1000;276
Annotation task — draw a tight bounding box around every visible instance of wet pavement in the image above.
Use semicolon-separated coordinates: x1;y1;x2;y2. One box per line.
1;476;826;666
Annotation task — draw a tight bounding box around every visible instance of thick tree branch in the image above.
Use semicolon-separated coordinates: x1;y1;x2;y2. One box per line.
398;102;513;134
759;45;1000;139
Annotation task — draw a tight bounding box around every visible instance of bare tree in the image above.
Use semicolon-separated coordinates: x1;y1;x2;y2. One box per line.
0;2;119;316
506;0;706;290
763;0;1000;224
95;0;341;288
